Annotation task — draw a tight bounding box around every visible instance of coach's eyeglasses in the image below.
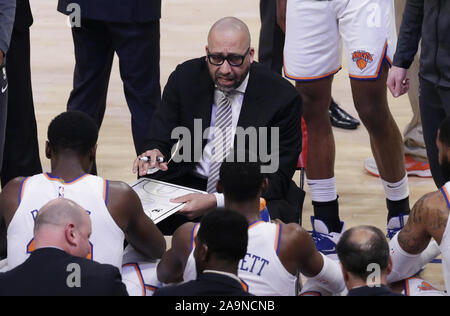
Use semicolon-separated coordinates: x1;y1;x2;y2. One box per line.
207;47;250;67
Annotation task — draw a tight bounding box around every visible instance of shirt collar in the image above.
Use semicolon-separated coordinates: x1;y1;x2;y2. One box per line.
203;270;242;284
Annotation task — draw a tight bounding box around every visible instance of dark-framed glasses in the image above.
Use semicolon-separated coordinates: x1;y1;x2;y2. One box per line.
207;47;250;67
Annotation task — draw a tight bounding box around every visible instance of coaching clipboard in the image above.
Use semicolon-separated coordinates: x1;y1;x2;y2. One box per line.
131;178;206;224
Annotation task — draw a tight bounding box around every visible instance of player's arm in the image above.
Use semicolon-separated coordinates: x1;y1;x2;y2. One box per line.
279;223;345;294
0;177;23;258
388;192;445;283
107;181;166;260
157;222;195;284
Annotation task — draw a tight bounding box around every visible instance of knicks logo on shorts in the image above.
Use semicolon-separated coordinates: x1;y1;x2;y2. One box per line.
352;50;374;71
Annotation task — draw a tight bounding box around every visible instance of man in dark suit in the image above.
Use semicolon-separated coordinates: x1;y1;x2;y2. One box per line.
337;225;402;296
154;209;252;296
0;0;16;181
57;0;161;173
0;198;128;296
133;17;304;234
1;0;43;188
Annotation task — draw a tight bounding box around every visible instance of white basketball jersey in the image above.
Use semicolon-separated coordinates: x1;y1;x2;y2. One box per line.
7;173;125;270
439;182;450;293
183;220;297;296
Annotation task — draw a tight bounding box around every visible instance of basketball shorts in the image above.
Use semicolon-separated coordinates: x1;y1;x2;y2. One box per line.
283;0;397;81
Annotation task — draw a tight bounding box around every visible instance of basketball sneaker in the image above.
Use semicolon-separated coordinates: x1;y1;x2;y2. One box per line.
364;155;431;178
387;213;409;240
309;216;345;260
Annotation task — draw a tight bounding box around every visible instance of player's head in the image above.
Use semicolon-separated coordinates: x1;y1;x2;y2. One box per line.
437;116;450;182
337;225;392;288
206;17;254;93
217;151;268;206
194;208;248;275
46;111;98;171
34;198;92;258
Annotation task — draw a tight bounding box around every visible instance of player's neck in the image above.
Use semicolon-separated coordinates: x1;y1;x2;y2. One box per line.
225;199;261;223
50;155;90;182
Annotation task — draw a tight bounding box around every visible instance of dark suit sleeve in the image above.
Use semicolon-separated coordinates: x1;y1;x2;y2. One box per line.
0;0;15;55
393;0;424;69
107;267;129;296
263;93;302;201
142;66;181;157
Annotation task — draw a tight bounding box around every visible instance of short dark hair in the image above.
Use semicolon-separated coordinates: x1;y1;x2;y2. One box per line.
219;151;266;202
197;208;248;262
47;111;98;155
439;116;450;147
336;226;389;280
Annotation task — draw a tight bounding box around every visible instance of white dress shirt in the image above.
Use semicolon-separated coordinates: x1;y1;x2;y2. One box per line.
194;73;249;207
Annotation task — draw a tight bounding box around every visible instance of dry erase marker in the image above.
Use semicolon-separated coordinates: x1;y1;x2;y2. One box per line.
139;156;165;163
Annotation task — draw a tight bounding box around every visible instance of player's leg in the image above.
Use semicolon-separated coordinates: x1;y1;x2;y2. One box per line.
66;19;114;128
109;20;161;156
343;0;410;235
284;0;343;246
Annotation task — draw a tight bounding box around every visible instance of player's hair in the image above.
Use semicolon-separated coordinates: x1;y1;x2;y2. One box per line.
219;151;266;202
47;111;98;155
197;208;248;262
336;225;389;280
439;116;450;147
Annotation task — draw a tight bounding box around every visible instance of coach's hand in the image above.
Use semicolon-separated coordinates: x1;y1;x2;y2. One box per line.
387;66;409;98
171;193;217;220
133;149;168;177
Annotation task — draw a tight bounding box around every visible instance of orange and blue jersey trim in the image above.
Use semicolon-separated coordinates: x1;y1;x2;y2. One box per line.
103;179;109;206
191;223;201;250
441;186;450;209
18;177;30;204
284;63;343;82
122;263;147;296
349;41;391;81
44;172;89;185
240;279;249;292
248;220;264;230
274;224;282;255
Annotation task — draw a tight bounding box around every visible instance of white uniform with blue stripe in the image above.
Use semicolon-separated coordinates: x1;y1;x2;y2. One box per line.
439;183;450;293
183;220;297;296
7;173;124;270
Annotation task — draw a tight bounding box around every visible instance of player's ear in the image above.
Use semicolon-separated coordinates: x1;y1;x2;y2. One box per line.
89;144;97;162
45;141;51;159
216;180;224;194
261;177;269;194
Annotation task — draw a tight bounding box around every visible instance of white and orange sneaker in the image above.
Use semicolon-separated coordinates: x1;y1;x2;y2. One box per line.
364;155;432;178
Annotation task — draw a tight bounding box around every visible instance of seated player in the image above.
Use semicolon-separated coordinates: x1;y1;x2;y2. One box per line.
154;209;253;296
388;116;450;293
0;111;166;272
156;152;345;296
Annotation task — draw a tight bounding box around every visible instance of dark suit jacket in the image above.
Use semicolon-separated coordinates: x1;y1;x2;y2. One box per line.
0;248;128;296
145;58;303;216
153;272;253;296
347;285;403;296
57;0;161;23
14;0;33;32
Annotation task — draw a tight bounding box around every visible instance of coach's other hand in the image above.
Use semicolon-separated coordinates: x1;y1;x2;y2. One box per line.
387;66;409;98
133;149;168;177
171;193;217;220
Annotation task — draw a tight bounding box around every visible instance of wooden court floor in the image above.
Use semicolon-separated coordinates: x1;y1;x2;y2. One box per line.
26;1;442;289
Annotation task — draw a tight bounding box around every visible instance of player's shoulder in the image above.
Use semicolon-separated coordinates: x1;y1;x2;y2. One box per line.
280;222;310;244
413;190;449;225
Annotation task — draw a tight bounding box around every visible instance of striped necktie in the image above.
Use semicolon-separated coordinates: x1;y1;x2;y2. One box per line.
206;91;234;193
